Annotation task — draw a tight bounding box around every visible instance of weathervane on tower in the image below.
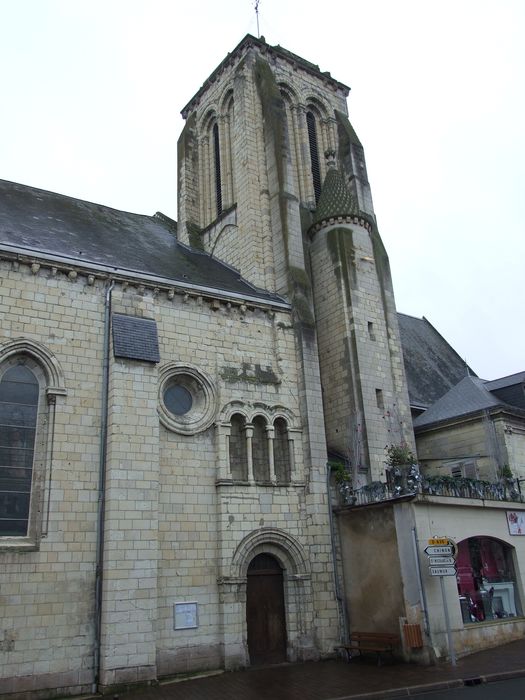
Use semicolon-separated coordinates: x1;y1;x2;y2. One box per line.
254;0;260;38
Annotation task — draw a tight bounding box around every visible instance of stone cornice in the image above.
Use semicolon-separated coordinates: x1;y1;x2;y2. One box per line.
309;213;374;237
181;34;349;119
0;244;290;315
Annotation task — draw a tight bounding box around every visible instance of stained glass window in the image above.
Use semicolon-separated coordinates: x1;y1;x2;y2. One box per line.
0;365;39;536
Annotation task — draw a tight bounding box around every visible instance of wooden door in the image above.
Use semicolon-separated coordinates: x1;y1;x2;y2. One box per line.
246;553;287;665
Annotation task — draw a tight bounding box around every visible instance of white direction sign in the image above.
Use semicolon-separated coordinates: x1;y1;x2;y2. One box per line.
429;556;456;566
429;566;457;577
425;545;455;556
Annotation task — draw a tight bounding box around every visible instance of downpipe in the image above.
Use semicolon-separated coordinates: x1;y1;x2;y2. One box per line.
93;280;114;693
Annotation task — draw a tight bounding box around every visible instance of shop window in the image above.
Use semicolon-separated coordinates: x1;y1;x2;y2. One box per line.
457;536;522;623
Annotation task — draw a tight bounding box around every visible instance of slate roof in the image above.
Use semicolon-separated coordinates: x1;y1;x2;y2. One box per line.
397;313;476;410
485;371;525;392
485;371;525;410
310;167;357;229
0;179;286;305
413;376;501;428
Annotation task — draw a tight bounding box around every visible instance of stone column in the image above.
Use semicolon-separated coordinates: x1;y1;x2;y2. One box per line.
288;427;300;482
199;135;209;227
266;425;276;483
295;103;315;207
245;424;254;484
219;114;233;207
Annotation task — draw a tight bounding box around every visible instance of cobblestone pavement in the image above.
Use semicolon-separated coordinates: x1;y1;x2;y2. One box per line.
116;638;525;700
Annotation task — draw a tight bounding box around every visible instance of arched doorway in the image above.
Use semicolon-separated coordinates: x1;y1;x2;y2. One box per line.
246;553;287;665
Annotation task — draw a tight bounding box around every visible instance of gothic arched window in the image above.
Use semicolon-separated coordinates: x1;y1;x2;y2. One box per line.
0;343;65;547
0;364;39;537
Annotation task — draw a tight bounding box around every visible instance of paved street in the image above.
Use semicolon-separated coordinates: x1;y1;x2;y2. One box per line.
116;638;525;700
412;677;525;699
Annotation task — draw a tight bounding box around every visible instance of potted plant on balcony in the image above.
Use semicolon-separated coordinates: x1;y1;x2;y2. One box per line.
385;442;420;496
499;465;522;502
331;459;355;505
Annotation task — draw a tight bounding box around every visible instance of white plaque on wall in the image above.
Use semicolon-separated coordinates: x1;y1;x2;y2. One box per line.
174;602;198;629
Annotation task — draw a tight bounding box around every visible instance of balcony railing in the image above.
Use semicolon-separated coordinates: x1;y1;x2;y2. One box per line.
338;465;525;507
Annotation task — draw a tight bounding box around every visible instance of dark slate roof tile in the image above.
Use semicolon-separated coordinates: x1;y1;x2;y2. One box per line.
397;313;477;409
413;376;501;428
484;371;525;392
0;179;285;305
310;167;357;229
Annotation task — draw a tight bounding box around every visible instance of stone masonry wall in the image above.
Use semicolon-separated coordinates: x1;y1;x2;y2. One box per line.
416;418;501;480
310;222;413;485
177;40;349;295
0;257;340;692
0;260;103;697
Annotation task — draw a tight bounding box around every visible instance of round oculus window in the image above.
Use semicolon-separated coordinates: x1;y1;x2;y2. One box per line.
158;363;217;435
164;384;193;415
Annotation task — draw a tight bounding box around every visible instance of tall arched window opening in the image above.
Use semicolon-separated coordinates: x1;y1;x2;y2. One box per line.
0;363;39;536
273;418;290;484
223;93;235;207
306;111;321;204
279;86;302;202
229;413;247;480
252;416;270;482
213;122;223;217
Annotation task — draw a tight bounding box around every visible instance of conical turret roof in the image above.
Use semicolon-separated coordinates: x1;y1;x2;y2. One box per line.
310;164;358;230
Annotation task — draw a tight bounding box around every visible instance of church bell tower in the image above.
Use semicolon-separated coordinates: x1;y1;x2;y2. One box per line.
177;35;414;485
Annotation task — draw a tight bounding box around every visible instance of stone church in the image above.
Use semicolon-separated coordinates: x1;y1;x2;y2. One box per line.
2;34;524;698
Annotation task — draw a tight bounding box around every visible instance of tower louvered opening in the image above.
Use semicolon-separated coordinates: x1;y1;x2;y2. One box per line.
307;111;321;204
213;122;223;216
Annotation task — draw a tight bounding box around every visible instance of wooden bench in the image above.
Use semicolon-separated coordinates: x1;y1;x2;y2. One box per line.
335;631;400;665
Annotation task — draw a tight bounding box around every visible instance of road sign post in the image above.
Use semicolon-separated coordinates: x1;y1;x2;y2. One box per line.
439;575;457;666
425;538;457;666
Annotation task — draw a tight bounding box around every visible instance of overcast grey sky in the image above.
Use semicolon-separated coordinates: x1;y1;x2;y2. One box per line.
1;0;524;380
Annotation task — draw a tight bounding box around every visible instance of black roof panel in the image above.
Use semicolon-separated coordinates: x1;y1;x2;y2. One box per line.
397;313;477;409
0;179;284;304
